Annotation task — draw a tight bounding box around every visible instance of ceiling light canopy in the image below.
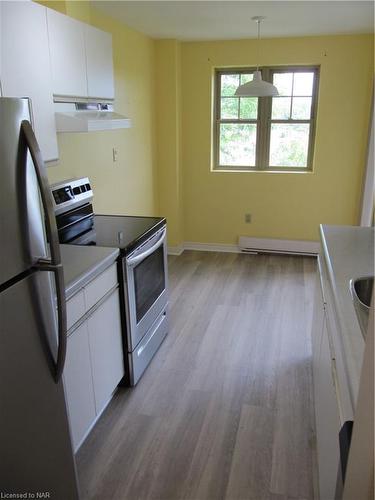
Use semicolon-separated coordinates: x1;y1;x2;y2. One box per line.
235;16;279;98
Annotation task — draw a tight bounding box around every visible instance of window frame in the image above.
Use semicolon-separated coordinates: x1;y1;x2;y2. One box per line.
213;65;320;172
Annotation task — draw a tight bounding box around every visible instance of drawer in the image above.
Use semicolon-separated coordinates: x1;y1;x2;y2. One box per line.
85;263;118;311
130;310;168;385
66;289;85;330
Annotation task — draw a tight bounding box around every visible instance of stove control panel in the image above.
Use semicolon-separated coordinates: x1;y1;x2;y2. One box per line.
50;177;93;216
52;186;74;205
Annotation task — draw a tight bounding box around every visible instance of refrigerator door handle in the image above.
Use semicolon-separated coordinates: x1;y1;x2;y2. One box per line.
21;120;67;383
35;259;67;382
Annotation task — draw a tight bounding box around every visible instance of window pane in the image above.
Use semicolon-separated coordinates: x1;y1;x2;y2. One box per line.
269;123;310;167
219;124;257;166
221;74;240;96
293;72;314;96
239;97;258;119
292;97;312;119
240;73;254;85
221;98;238;119
272;97;291;119
273;73;293;96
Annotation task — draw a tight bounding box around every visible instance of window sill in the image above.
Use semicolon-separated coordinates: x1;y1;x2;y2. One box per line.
211;167;314;174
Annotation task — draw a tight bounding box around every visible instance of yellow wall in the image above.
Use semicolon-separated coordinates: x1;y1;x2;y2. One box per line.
155;40;183;247
37;0;66;15
34;3;374;245
180;35;373;244
40;1;158;217
38;0;91;22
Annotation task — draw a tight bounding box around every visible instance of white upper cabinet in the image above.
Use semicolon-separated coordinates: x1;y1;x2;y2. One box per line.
47;9;88;99
47;9;114;101
1;1;59;162
85;25;114;100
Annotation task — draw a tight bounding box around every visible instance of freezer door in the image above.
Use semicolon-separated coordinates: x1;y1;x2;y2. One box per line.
0;272;79;498
0;97;47;286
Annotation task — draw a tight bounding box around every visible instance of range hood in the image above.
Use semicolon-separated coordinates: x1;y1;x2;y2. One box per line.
54;102;132;133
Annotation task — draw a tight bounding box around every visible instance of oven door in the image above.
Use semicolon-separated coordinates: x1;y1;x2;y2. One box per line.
124;226;168;351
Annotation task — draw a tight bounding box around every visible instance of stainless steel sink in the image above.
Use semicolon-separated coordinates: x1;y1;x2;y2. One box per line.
350;276;373;338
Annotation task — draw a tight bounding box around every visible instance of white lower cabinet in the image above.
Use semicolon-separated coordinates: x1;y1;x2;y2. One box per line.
64;322;96;452
63;271;124;452
312;256;343;500
314;311;341;500
88;291;124;414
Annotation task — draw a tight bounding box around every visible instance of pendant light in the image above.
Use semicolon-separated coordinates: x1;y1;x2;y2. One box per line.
235;16;279;97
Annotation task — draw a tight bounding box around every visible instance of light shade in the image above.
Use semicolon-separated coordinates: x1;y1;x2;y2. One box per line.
235;70;279;97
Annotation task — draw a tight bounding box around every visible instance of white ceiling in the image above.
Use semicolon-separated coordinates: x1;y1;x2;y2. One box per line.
93;1;374;41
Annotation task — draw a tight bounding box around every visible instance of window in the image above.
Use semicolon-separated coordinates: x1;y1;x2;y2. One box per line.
214;66;319;171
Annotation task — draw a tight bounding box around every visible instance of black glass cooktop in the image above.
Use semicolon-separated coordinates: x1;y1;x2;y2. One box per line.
70;214;166;254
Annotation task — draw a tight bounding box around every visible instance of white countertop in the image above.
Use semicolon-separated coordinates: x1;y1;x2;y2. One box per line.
320;225;374;410
61;244;119;299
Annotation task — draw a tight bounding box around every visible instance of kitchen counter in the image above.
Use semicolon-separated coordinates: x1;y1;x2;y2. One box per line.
61;244;119;300
320;224;374;411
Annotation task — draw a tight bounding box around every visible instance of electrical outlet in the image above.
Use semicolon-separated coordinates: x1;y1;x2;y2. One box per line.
112;148;118;163
245;213;252;223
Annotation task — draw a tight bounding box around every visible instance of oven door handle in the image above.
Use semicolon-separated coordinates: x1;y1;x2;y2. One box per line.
127;228;166;268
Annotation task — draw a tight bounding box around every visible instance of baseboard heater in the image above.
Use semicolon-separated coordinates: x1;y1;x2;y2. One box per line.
238;236;320;256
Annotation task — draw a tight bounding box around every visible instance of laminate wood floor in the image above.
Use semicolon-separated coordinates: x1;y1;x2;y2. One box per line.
77;251;317;500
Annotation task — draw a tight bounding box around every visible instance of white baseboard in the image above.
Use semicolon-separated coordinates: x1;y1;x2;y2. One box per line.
168;238;319;257
167;245;184;256
238;236;319;255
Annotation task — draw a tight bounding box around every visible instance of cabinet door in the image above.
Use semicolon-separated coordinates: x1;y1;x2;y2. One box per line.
85;25;114;99
314;312;341;500
47;9;88;98
88;290;124;415
64;323;96;452
1;1;59;162
311;273;324;379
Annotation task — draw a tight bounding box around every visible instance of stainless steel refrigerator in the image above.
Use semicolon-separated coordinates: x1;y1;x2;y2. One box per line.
0;97;79;498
